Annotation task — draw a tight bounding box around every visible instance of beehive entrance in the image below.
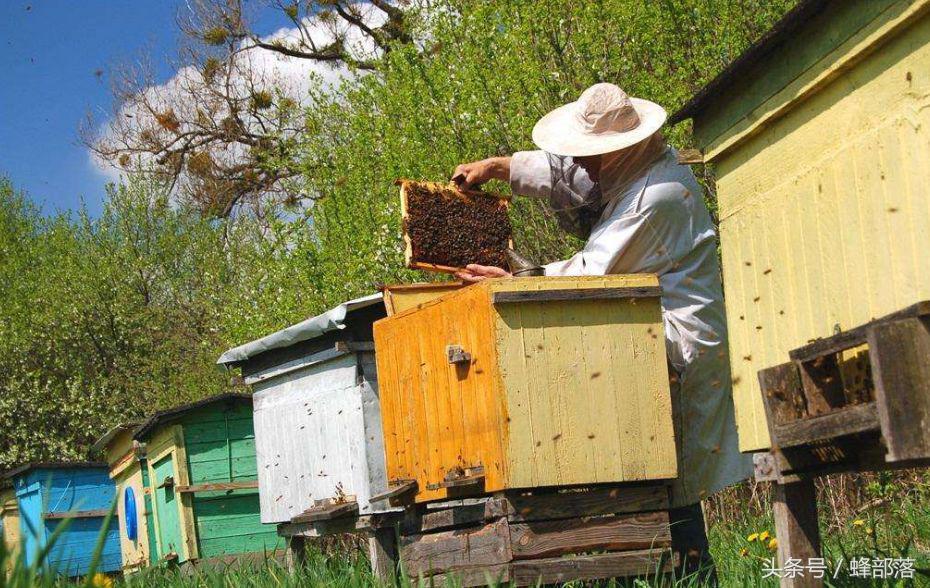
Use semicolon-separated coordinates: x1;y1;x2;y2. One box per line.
399;180;512;273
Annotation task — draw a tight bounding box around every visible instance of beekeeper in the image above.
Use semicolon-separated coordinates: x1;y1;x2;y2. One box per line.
452;83;752;579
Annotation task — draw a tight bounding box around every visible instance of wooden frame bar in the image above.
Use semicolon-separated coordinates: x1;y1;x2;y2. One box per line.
773;480;821;588
369;479;418;505
279;512;404;583
290;499;360;524
491;286;662;304
867;316;930;461
773;402;878;448
44;509;112;520
426;548;672;587
175;481;259;494
380;282;465;316
789;300;930;363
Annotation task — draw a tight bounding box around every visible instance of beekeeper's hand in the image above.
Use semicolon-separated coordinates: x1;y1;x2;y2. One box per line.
452;157;511;190
455;264;512;283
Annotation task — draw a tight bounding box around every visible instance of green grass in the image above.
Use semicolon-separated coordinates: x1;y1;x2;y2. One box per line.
707;478;930;587
3;481;930;588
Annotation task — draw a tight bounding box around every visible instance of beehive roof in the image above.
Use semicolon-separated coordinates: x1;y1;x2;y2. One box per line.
216;293;382;366
91;422;140;454
132;392;251;441
669;0;828;125
1;461;108;481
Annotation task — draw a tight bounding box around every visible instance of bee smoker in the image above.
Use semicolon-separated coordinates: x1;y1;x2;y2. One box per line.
506;249;545;277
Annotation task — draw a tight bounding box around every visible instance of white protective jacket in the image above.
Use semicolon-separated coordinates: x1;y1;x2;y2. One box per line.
510;147;752;506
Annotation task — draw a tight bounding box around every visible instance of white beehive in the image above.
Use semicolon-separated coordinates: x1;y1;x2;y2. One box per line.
218;294;395;524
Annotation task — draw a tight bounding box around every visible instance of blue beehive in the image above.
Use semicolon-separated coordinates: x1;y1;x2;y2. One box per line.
3;462;121;577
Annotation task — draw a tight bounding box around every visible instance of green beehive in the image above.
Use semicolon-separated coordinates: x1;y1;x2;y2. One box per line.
133;394;282;563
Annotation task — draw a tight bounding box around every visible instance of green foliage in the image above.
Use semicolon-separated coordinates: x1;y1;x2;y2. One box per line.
0;0;799;473
201;27;229;46
709;493;930;587
0;177;318;470
251;90;274;111
289;0;797;310
0;179;217;467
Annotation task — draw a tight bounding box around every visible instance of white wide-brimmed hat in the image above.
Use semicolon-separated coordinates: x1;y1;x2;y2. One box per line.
532;83;667;157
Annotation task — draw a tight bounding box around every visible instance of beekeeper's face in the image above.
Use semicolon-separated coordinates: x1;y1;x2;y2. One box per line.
574;154;602;181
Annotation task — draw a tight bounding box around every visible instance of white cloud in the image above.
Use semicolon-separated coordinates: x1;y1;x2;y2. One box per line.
88;3;386;185
92;159;125;185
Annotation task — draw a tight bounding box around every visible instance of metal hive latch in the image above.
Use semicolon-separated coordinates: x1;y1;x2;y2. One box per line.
446;344;472;364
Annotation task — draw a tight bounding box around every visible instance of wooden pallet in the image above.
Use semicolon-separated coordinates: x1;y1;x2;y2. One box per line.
398;484;674;587
756;300;930;482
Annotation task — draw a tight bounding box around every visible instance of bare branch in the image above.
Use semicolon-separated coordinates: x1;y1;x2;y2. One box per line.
82;0;416;219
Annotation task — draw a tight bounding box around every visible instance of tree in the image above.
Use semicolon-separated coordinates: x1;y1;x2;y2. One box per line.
0;172;349;469
83;0;419;220
183;0;414;71
0;177;229;467
283;0;798;309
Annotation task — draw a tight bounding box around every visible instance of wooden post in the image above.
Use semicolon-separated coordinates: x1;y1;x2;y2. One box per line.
285;536;306;573
867;316;930;461
773;480;822;588
368;525;398;583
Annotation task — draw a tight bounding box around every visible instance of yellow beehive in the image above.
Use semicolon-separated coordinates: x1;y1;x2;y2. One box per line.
374;275;676;503
381;281;466;315
1;485;19;575
672;0;930;451
95;424;155;573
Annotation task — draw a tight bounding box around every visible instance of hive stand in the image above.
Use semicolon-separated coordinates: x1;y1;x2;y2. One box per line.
394;484;674;587
753;302;930;588
279;508;403;581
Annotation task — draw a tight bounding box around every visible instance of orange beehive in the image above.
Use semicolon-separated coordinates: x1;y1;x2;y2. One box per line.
373;275;677;503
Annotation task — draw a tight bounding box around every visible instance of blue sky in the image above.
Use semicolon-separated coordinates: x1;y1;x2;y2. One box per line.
0;2;183;216
0;2;291;217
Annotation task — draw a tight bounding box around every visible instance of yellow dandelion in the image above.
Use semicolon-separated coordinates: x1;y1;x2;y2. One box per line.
739;547;750;557
759;531;771;542
90;574;113;588
747;532;759;542
768;538;778;551
866;527;874;534
852;519;865;526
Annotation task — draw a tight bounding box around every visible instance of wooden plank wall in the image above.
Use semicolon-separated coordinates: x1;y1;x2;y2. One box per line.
489;277;676;487
375;284;509;502
13;476;43;568
181;404;281;559
104;428;153;572
375;275;676;501
356;351;395;510
712;8;930;451
138;464;159;563
16;468;120;576
1;488;19;574
147;430;192;560
114;465;151;571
